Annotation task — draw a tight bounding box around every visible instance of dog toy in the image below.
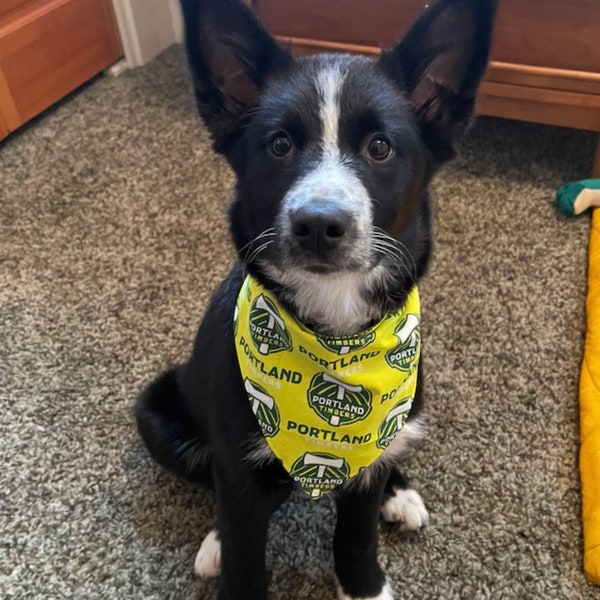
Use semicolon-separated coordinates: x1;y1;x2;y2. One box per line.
556;179;600;217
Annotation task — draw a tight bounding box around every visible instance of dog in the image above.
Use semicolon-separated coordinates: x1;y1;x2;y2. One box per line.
135;0;496;598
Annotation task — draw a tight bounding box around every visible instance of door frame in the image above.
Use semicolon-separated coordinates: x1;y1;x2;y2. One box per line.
111;0;182;68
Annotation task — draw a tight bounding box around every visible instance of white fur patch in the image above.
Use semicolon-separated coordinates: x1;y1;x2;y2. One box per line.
265;265;386;336
244;435;275;467
194;529;221;578
316;63;345;160
337;580;394;600
381;488;429;531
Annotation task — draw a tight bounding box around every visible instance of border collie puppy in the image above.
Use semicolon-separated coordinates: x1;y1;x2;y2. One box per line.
135;0;496;598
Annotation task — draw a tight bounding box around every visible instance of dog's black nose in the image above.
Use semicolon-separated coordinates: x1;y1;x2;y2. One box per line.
290;202;352;256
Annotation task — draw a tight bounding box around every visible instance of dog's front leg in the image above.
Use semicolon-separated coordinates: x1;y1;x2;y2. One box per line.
334;475;392;600
213;458;292;600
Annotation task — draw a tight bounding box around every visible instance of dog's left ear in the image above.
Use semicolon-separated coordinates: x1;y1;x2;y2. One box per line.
380;0;497;161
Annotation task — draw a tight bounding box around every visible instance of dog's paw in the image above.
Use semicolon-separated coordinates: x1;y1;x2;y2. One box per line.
336;581;394;600
381;488;429;531
194;529;221;578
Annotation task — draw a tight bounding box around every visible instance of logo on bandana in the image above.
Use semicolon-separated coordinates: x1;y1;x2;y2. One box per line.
290;452;350;498
376;397;412;450
249;293;292;355
385;313;420;372
245;378;280;437
307;372;372;427
316;330;376;355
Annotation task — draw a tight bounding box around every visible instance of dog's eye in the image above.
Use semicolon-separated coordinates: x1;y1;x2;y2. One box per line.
269;133;293;158
367;136;392;161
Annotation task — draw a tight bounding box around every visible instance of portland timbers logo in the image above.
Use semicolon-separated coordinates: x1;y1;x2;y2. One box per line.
290;452;350;498
376;397;412;450
385;313;420;372
316;330;375;355
249;293;292;355
245;379;280;437
307;372;372;427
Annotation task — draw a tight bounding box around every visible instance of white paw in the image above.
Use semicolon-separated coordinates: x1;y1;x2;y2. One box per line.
381;488;429;531
336;581;393;600
194;529;221;578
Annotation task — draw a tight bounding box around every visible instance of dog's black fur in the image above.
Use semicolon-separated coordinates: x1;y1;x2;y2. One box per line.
135;1;496;598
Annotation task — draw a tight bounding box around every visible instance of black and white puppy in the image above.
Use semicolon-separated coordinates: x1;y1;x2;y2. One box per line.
136;0;496;598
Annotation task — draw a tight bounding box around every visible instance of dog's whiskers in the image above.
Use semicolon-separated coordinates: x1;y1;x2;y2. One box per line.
374;242;416;283
240;228;277;264
245;240;275;265
372;227;418;282
373;241;413;281
239;227;276;254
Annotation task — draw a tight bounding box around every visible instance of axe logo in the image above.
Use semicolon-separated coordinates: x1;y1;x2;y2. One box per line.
249;293;292;355
307;372;372;427
244;378;280;437
290;452;350;498
385;313;420;372
316;330;375;356
376;397;412;450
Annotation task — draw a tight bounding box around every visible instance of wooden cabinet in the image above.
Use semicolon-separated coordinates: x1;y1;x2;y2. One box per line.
253;0;600;175
0;0;122;140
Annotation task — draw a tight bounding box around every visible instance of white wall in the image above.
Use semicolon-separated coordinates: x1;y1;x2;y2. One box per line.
111;0;183;68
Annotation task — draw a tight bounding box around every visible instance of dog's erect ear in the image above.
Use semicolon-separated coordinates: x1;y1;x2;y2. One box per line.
380;0;497;161
180;0;293;152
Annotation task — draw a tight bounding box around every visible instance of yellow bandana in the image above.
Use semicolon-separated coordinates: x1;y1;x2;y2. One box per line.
234;275;420;499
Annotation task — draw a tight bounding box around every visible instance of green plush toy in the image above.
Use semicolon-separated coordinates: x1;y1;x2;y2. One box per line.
556;179;600;217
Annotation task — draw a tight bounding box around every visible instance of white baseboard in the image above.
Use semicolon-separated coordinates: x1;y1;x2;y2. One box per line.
169;0;184;43
104;59;129;78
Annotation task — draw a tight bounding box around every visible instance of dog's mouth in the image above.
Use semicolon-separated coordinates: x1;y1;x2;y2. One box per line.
272;228;372;276
302;263;339;275
241;215;417;289
242;222;411;282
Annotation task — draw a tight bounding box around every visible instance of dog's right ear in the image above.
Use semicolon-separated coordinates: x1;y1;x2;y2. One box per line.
180;0;293;153
379;0;497;162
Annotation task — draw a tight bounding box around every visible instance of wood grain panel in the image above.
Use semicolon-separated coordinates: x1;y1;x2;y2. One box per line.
493;0;600;74
0;0;122;133
255;0;425;49
0;0;32;21
255;0;600;73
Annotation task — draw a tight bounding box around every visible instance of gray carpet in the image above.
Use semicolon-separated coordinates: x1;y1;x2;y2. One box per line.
1;44;599;599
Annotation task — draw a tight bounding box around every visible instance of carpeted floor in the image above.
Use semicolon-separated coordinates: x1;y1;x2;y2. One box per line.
1;45;599;599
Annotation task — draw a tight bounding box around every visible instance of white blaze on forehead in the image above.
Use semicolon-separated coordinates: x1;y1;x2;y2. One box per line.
317;64;347;160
